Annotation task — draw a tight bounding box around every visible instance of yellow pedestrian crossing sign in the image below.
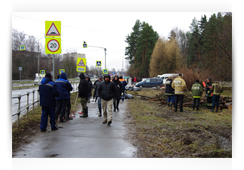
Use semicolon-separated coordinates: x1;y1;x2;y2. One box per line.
103;69;108;74
40;70;45;75
76;58;86;72
20;45;25;51
59;69;65;74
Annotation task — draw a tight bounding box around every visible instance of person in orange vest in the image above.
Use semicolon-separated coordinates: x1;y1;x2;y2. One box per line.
119;76;127;101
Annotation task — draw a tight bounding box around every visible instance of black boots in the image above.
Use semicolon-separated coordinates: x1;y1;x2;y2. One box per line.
80;108;88;118
99;108;102;117
117;100;120;111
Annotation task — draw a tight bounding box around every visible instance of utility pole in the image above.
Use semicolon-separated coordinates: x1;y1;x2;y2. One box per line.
104;48;107;69
53;54;55;81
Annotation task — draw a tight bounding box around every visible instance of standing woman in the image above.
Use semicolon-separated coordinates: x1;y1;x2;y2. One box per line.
206;78;213;109
113;75;122;111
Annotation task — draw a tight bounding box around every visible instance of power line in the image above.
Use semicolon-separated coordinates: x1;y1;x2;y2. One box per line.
12;15;125;37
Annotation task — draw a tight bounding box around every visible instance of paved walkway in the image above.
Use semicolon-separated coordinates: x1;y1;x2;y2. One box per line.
13;99;136;158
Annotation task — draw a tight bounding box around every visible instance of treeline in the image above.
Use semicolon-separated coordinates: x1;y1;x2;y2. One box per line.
125;12;232;82
12;29;63;80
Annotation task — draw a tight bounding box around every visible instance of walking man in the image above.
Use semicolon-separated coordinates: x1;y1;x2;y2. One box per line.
165;76;175;110
39;73;59;132
95;76;103;117
97;74;117;125
210;81;223;112
171;74;187;112
191;80;203;111
55;72;73;123
78;73;89;118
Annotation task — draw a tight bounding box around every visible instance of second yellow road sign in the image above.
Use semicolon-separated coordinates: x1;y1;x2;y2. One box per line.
45;38;61;54
76;58;86;72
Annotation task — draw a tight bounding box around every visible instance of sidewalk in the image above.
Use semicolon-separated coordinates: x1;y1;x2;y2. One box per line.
12;100;137;158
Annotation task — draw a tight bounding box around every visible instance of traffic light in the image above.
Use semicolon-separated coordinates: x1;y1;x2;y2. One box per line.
83;41;87;48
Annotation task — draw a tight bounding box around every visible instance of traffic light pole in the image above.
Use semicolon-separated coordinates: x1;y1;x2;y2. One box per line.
86;45;107;69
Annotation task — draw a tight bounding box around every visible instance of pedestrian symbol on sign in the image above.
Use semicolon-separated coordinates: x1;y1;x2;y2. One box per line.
77;59;85;66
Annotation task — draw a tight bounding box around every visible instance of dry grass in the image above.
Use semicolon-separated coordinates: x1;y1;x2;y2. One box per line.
127;89;232;158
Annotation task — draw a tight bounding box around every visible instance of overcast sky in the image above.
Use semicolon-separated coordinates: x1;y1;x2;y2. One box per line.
12;12;217;71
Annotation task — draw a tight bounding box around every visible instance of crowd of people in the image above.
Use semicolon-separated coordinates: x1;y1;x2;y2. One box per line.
38;72;127;132
165;74;224;113
38;72;223;132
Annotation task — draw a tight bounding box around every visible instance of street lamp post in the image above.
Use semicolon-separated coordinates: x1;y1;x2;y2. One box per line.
37;37;45;84
84;44;107;69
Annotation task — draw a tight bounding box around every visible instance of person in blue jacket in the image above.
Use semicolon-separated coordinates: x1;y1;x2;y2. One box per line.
55;72;73;123
39;73;59;132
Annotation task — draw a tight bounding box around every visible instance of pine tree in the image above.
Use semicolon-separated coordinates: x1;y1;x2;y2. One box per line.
125;20;141;65
135;22;159;77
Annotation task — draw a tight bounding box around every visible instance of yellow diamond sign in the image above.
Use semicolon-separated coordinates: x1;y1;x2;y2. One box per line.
76;58;86;72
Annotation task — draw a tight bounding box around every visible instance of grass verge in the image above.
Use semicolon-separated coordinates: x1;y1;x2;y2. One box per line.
126;89;232;158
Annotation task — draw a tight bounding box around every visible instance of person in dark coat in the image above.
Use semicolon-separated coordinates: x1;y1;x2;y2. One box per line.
119;76;127;101
165;76;175;110
78;73;89;118
93;77;100;101
39;73;59;132
55;73;73;123
112;75;122;111
97;74;117;125
85;75;92;103
206;78;213;109
95;76;103;117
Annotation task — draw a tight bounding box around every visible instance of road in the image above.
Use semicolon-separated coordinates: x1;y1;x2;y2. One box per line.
12;99;137;158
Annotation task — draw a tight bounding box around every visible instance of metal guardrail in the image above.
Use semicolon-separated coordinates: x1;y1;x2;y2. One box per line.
12;82;79;127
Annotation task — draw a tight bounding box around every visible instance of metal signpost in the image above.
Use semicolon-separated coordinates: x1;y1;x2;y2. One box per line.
19;67;22;81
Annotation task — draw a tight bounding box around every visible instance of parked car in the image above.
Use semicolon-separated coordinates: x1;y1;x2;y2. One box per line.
157;73;182;85
135;78;163;89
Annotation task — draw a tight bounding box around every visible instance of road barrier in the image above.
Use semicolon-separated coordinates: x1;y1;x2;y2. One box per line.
12;81;79;127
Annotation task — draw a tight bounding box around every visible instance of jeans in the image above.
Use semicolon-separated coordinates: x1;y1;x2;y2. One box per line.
97;97;101;109
121;91;125;101
212;95;220;108
193;98;200;109
175;95;184;111
167;95;175;103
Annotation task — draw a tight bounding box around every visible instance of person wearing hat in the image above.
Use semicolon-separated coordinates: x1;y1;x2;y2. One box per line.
191;79;203;111
39;73;59;132
119;76;127;101
78;73;89;118
171;74;187;112
97;74;117;125
85;75;92;103
165;76;175;110
55;72;73;122
94;76;103;117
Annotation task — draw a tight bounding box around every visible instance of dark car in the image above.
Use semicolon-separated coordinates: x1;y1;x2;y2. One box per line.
135;78;163;89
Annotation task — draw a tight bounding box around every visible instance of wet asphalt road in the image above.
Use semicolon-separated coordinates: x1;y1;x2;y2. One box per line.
12;99;137;158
